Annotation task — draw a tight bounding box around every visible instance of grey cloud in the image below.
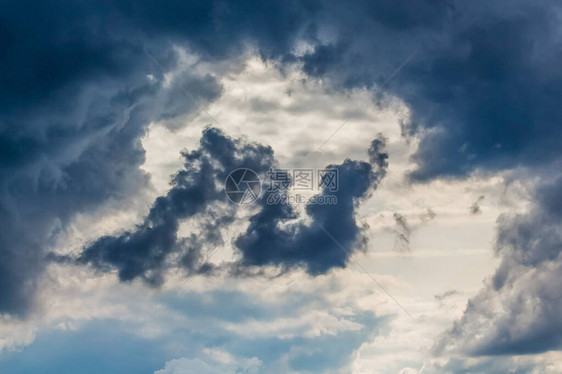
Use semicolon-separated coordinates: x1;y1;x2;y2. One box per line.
0;0;317;314
0;9;222;314
392;213;412;252
368;133;390;183
420;356;546;374
392;208;435;252
435;176;562;356
235;135;388;275
110;0;562;183
0;68;221;315
470;196;485;215
434;289;459;302
78;128;274;284
292;1;562;181
79;130;389;280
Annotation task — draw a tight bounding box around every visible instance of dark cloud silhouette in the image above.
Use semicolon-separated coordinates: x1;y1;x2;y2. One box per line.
368;134;389;183
79;130;388;280
435;177;562;356
236;135;388;274
0;0;318;315
79;128;275;284
0;67;220;315
0;1;223;314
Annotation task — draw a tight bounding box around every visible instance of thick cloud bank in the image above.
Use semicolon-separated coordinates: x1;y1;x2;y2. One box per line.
294;1;562;181
79;129;388;281
0;0;221;313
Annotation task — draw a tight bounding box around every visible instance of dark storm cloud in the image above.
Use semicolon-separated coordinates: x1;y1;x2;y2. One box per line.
435;176;562;356
293;1;562;181
0;66;220;314
120;0;562;182
0;0;323;314
65;0;562;185
79;130;388;280
0;0;309;315
235;135;388;274
0;0;222;314
79;128;275;284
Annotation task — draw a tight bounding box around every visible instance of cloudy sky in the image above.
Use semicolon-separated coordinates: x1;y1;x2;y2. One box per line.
1;1;562;373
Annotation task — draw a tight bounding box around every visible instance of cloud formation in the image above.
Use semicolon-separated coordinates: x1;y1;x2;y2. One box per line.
390;208;435;252
392;213;412;252
79;129;389;281
470;195;485;215
78;128;274;283
436;177;562;356
0;39;220;316
0;0;310;316
7;0;559;184
293;1;562;181
3;9;562;373
236;134;388;274
2;0;560;315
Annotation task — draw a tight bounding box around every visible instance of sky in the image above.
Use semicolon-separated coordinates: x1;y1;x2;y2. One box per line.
1;1;562;373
